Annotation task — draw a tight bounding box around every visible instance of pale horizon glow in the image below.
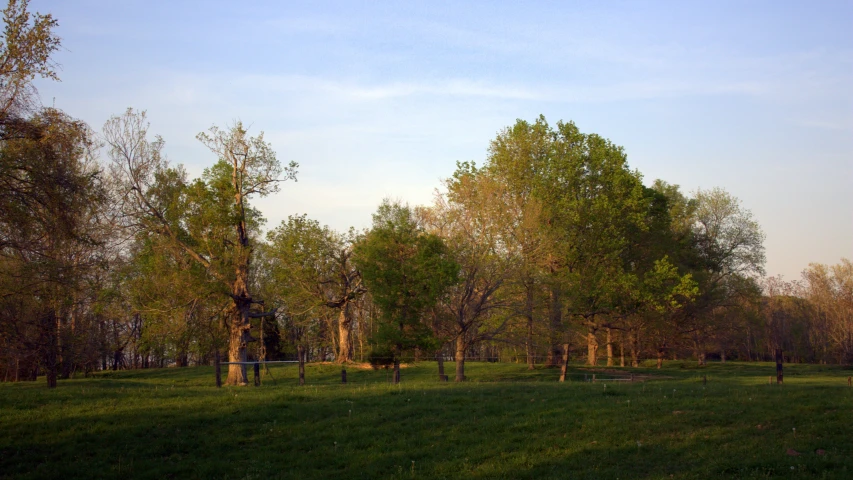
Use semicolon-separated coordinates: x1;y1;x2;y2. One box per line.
32;0;853;281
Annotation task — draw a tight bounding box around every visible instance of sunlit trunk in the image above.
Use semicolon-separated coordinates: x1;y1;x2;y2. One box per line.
337;303;353;363
606;328;613;366
559;343;570;382
225;258;252;386
631;330;640;367
455;335;466;382
587;326;598;366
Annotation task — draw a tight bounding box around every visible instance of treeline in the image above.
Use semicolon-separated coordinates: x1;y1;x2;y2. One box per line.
1;1;851;387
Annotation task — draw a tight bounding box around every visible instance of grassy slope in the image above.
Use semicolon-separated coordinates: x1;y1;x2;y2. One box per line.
1;362;852;479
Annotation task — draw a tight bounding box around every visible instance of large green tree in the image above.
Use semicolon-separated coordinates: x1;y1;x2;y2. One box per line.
354;200;458;383
0;108;105;387
686;187;765;365
264;215;365;363
104;110;297;385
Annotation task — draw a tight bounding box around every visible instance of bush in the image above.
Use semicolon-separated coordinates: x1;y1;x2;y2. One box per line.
367;346;395;370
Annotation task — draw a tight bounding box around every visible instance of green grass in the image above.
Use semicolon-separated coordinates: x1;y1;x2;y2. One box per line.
1;361;852;479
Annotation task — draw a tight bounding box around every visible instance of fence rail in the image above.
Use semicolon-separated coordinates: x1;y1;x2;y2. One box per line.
219;361;300;365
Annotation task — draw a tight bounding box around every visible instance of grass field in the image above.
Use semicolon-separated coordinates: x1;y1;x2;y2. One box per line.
1;361;852;479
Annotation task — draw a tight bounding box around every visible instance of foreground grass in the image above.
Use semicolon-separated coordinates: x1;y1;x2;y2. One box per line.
1;361;852;479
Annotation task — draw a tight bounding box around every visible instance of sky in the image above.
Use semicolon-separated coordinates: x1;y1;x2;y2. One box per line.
32;0;853;281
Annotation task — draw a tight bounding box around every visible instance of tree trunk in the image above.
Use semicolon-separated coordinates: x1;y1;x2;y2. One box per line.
43;310;59;389
225;268;253;385
525;286;535;370
437;351;448;381
656;344;665;369
337;303;353;364
559;343;570;382
546;285;563;367
455;335;466;382
619;331;625;367
214;350;222;387
112;349;121;370
393;343;401;384
693;338;706;367
630;330;639;367
745;327;752;361
587;326;598;366
297;344;305;386
606;328;613;367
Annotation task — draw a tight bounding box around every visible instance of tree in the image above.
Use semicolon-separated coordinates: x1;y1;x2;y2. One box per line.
264;215;365;363
0;108;105;387
485;117;562;366
686;187;765;365
104;109;297;385
354;200;458;383
122;234;226;368
615;183;698;367
420;164;518;381
802;259;853;363
0;1;116;387
0;0;60;118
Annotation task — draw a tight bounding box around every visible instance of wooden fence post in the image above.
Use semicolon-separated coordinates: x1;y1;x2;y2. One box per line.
214;350;221;388
298;345;305;386
775;349;783;385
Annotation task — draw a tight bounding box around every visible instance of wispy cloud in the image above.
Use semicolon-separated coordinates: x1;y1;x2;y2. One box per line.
226;73;767;104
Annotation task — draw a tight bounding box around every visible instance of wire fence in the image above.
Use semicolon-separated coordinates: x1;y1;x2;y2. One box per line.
213;357;653;387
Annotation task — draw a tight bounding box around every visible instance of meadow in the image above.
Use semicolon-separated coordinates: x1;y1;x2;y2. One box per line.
1;361;851;479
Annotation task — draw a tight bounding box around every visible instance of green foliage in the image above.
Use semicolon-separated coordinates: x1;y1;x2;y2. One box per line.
261;214;342;353
354;200;459;355
0;0;60;115
366;345;395;369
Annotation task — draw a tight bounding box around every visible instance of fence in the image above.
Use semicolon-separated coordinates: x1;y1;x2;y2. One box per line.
213;355;649;387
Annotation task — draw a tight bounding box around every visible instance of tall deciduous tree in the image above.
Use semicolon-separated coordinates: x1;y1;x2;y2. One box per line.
105;110;296;385
687;187;765;365
0;108;105;387
0;0;59;118
264;215;365;363
421;164;518;381
802;259;853;363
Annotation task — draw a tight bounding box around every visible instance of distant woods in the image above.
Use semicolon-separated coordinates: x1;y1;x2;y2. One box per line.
0;0;851;387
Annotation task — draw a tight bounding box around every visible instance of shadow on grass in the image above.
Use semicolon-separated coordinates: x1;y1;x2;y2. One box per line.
2;367;852;479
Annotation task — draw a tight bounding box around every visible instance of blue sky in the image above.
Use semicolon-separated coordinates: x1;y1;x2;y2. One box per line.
33;0;853;280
